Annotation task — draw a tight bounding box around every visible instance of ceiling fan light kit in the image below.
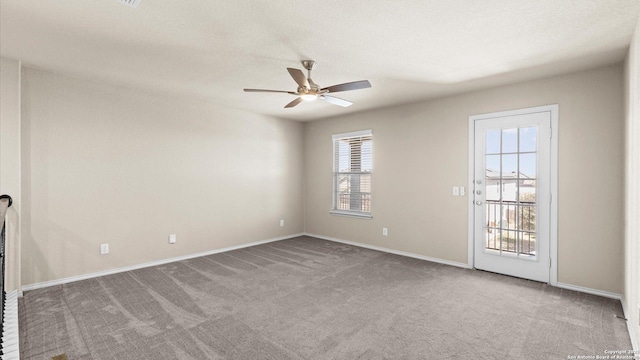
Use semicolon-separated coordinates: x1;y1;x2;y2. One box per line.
244;60;371;108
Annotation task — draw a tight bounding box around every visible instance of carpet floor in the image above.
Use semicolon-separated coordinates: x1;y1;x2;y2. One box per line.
19;236;632;359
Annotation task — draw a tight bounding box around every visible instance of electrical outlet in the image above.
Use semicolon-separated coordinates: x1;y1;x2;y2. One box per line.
280;219;284;227
100;243;109;255
169;234;176;244
382;227;388;236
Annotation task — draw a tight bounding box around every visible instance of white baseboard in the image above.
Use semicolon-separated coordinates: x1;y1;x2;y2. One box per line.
555;282;623;300
621;298;639;352
303;232;471;269
22;233;305;292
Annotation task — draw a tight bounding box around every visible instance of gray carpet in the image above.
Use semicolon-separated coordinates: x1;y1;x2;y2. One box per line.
19;236;632;359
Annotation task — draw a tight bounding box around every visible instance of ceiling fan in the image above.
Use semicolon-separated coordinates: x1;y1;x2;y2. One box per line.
244;60;371;108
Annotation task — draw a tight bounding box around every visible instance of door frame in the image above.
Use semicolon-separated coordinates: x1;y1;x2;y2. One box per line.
467;104;559;285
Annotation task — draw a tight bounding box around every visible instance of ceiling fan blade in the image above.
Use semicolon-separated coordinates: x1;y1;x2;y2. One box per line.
284;97;303;108
287;68;310;89
320;95;353;107
244;88;296;94
321;80;371;93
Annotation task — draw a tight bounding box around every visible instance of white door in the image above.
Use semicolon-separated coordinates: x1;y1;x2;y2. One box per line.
471;108;554;283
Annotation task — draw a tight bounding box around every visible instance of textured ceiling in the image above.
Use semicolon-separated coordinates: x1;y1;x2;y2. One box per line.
1;0;639;121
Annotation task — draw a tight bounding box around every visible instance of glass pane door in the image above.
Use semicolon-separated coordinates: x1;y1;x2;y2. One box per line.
472;107;553;283
484;127;538;259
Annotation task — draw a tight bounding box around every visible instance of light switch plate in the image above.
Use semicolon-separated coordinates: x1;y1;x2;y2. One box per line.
169;234;176;244
460;187;465;196
452;187;460;196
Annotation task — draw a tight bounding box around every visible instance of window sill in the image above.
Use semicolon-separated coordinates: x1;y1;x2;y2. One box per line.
329;210;373;219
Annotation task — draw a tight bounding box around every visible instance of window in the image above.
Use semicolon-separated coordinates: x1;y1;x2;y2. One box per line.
331;130;373;218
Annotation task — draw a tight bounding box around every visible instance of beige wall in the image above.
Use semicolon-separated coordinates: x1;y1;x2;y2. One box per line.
11;57;630;298
624;16;640;350
0;57;22;291
20;68;304;286
305;65;625;294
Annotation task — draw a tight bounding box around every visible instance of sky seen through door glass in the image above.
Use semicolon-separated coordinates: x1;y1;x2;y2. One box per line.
486;127;537;178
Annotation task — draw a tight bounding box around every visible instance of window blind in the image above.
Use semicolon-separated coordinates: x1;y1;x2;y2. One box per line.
332;130;373;217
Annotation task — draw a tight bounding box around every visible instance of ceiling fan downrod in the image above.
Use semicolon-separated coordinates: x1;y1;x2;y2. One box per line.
301;60;318;91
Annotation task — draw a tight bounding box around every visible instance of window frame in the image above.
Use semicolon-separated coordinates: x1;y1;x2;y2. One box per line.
330;129;373;219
